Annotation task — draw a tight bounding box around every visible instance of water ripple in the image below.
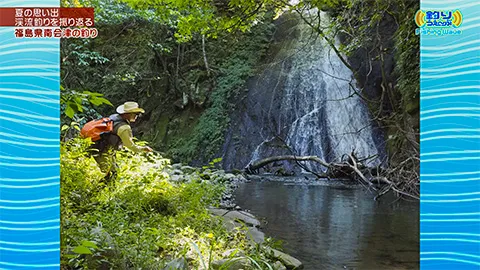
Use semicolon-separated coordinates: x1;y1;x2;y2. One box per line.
421;39;480;51
0;176;59;183
422;177;480;184
0;88;58;96
422;46;480;58
0;240;59;246
0;203;60;210
0;225;60;231
420;220;480;223
421;62;480;73
0;261;59;268
0;197;59;204
0;246;59;253
420;258;480;266
421;92;480;100
0;182;59;189
421;252;480;260
0;219;59;225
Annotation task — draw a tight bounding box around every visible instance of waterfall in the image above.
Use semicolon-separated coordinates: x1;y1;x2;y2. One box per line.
221;11;386;172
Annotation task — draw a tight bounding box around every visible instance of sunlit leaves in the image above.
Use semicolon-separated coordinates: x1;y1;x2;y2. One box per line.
65;105;76;119
61;87;113;119
120;0;279;42
82;240;99;249
73;245;93;255
61;137;241;269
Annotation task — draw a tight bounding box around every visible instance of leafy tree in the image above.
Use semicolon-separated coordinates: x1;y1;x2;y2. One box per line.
119;0;279;41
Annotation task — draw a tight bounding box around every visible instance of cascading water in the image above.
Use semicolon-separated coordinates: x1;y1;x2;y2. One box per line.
221;11;386;172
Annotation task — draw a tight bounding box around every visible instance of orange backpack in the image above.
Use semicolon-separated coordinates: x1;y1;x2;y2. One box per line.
80;118;115;142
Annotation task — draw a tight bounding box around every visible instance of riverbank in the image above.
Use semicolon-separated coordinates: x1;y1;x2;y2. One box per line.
167;165;305;269
233;176;419;270
61;138;303;269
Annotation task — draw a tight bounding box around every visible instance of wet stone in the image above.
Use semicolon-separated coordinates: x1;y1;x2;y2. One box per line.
273;261;287;270
162;258;188;270
211;257;251;270
221;249;245;258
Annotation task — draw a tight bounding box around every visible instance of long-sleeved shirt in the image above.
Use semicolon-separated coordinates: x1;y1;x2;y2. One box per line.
116;123;145;153
107;113;146;153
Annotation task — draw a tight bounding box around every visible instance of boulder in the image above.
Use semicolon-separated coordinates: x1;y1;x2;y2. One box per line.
200;173;211;180
236;175;247;182
219;202;236;209
208;208;264;243
171;163;182;170
266;248;303;270
172;169;183;175
222;193;233;200
246;227;265;244
211;257;251;270
222;218;242;232
222;249;245;258
170;175;184;182
225;173;237;180
181;166;196;174
162;258;188;270
208;208;261;227
273;261;287;270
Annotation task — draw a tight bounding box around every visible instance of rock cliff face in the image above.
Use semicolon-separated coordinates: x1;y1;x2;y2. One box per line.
220;12;386;172
338;12;398;108
337;2;420;160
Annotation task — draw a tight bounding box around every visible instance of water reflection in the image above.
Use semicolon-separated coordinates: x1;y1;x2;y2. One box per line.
234;180;419;270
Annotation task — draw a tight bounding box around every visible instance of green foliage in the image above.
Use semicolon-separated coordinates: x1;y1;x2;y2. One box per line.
63;0;159;24
61;121;81;142
60;0;280;165
61;137;277;269
60;85;112;128
328;0;419;112
392;0;420;111
120;0;281;42
169;19;275;163
61;0;175;118
64;44;110;66
72;241;99;255
327;0;393;56
203;157;223;170
325;0;419;163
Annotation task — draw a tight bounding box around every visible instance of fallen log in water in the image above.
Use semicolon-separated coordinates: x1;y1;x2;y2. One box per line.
244;154;359;179
245;155;330;173
243;153;419;200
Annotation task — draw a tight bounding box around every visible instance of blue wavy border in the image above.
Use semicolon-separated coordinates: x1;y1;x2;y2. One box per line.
420;0;480;269
0;2;60;269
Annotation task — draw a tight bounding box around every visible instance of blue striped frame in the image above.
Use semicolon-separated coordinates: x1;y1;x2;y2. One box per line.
420;0;480;269
0;1;60;269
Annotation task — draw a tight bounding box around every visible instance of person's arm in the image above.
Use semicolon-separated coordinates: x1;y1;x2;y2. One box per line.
116;124;150;153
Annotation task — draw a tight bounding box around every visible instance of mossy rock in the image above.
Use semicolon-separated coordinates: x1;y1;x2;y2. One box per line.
404;98;419;115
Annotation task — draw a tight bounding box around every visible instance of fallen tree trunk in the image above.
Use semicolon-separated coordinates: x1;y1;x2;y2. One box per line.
245;155;331;173
243;153;419;200
244;154;359;179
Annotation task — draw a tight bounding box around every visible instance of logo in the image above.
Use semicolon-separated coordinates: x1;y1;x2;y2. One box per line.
415;9;463;36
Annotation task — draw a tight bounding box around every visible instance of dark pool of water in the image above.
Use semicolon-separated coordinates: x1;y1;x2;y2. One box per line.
233;176;419;270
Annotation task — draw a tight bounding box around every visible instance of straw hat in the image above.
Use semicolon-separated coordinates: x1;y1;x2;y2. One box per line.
116;101;145;114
